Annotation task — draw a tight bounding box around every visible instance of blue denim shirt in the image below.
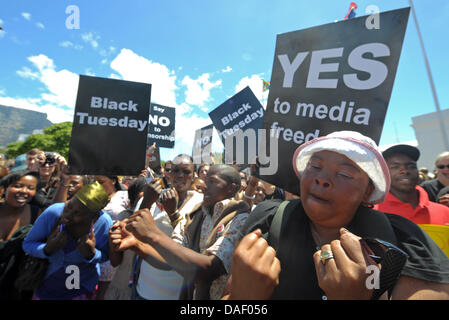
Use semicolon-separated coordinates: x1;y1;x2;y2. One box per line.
22;203;112;299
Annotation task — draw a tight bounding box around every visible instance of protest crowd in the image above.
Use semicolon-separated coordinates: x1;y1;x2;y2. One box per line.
1;133;449;301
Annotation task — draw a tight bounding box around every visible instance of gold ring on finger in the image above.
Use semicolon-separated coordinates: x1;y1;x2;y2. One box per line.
320;250;334;265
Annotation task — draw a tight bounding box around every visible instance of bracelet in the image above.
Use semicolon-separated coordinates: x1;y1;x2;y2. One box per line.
243;192;256;200
168;209;180;218
171;215;183;227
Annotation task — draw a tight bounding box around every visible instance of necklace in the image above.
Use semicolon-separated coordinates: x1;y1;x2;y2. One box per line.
309;222;323;251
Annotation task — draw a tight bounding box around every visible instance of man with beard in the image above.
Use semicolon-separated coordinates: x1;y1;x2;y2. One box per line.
375;144;449;226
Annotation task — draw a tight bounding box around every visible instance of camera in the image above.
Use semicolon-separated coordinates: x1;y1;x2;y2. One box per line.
44;152;56;165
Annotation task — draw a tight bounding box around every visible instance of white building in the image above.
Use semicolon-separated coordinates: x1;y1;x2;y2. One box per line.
411;108;449;172
16;129;44;142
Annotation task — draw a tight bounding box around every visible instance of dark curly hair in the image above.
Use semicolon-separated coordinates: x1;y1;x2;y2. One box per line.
0;170;40;201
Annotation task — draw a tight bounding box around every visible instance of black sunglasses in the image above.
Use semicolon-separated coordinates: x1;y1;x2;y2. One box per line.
171;168;192;176
437;164;449;170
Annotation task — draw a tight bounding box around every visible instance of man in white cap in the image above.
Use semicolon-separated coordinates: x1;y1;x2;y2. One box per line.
374;144;449;226
226;131;449;300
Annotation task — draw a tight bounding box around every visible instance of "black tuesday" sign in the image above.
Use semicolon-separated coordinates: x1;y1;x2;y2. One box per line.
69;75;151;175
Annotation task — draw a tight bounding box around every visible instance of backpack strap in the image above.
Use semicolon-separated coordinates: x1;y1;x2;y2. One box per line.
204;200;250;250
269;200;301;251
346;207;399;246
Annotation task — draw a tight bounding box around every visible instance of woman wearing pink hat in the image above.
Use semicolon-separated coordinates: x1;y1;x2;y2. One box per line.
227;131;449;300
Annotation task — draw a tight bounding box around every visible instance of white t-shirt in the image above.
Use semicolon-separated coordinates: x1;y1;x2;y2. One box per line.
135;190;203;300
103;190;130;220
100;190;130;281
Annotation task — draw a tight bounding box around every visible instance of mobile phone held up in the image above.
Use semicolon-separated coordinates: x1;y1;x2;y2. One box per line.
146;167;154;184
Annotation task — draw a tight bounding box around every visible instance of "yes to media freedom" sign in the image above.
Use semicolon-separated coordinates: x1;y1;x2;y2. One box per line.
261;8;410;194
69;75;151;175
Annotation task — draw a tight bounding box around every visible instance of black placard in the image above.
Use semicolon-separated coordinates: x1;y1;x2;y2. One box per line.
68;75;151;175
147;103;176;148
208;86;265;166
192;124;214;165
260;8;410;194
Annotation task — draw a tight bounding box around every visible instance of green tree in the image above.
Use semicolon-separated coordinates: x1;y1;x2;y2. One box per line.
211;151;224;164
5;122;73;159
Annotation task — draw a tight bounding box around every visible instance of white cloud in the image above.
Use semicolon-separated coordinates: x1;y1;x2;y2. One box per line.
81;32;99;49
16;66;39;79
177;102;192;116
109;73;121;79
108;48;222;157
0;96;73;123
14;54;79;118
36;22;45;29
235;74;268;106
8;48;233;159
59;41;73;47
5;48;227;160
59;41;83;50
21;12;31;21
0;30;5;38
84;68;95;76
4;54;80;123
28;54;55;70
163;113;212;160
110;48;178;107
182;73;222;108
221;66;232;73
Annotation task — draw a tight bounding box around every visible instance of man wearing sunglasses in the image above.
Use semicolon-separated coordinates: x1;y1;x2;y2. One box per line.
375;144;449;226
421;151;449;206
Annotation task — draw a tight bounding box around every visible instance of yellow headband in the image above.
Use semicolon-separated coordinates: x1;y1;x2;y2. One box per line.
74;181;109;212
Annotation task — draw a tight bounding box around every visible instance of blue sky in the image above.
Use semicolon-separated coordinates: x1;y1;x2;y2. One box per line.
1;0;448;161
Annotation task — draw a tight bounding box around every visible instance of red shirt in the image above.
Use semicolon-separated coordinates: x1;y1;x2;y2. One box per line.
374;185;449;225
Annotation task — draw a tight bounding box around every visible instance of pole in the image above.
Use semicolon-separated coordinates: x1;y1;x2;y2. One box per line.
408;0;449;150
394;121;400;143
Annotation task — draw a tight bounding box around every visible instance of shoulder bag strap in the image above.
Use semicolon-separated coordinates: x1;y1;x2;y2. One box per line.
268;200;290;252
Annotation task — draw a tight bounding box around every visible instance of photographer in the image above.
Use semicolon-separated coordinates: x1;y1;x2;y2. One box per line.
31;152;67;210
